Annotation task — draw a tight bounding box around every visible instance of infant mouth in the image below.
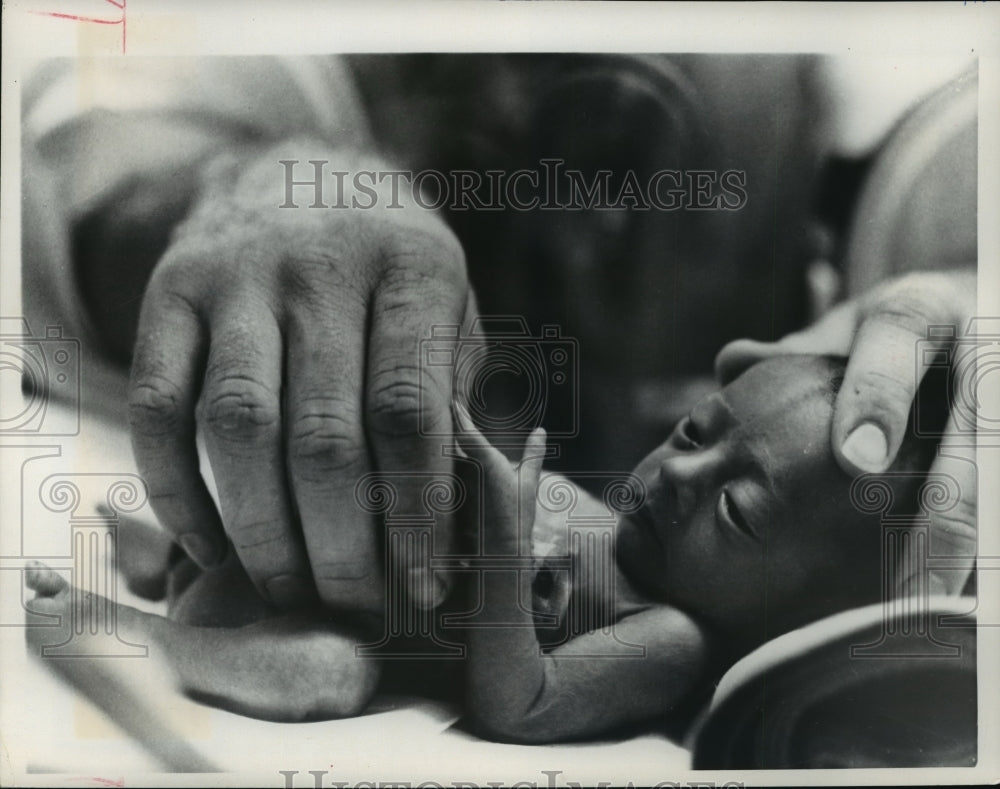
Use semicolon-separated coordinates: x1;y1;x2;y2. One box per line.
615;504;667;598
624;503;665;553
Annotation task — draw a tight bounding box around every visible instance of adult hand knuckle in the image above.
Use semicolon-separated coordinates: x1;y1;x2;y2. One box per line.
291;401;363;474
202;376;280;442
376;274;464;326
933;507;977;537
850;368;913;414
229;519;286;551
128;376;185;437
277;250;369;315
872;285;948;333
368;373;433;438
384;227;467;287
151;250;204;292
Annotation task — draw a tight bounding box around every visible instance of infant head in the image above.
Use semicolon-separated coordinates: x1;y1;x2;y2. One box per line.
616;354;942;652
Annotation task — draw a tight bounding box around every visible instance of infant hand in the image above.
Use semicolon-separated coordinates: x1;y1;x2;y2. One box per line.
453;402;547;553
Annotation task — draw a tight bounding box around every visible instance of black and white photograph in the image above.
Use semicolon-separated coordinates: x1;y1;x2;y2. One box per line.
1;2;998;785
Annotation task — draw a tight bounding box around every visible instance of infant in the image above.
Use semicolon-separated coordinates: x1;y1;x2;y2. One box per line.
25;355;940;736
459;353;940;742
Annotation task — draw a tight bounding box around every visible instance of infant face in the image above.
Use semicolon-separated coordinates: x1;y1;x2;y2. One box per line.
616;355;878;642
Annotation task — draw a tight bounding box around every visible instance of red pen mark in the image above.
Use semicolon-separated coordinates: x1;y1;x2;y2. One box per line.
66;779;125;788
30;0;127;53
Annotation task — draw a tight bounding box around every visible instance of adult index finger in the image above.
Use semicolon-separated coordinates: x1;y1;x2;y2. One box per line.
128;284;225;568
366;233;470;610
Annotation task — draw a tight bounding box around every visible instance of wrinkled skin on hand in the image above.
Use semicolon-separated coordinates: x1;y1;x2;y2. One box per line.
127;142;474;615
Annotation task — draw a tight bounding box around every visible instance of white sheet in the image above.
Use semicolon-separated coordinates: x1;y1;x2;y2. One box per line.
1;398;691;784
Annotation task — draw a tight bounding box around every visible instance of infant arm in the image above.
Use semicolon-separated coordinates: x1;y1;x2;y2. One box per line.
452;406;707;743
469;603;707;744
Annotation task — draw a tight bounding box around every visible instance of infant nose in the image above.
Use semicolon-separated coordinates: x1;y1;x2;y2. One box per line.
655;451;722;519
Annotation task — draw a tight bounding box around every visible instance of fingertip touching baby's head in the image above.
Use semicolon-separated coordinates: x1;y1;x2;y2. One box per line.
616;353;946;654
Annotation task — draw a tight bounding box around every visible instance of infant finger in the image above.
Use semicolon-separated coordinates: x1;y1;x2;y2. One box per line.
452;400;503;465
516;428;547;531
518;427;548;489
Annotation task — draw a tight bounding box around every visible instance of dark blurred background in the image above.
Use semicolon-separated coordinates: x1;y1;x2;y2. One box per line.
350;54;830;476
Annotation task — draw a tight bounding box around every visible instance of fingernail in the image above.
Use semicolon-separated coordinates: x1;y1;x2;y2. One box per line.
842;422;889;472
408;568;448;610
265;574;313;607
179;533;221;568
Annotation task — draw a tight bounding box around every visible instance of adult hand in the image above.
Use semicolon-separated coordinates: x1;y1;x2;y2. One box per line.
715;269;977;595
127;142;471;614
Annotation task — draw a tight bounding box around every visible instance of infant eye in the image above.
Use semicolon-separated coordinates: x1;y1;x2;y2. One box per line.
718;490;756;540
674;415;701;449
